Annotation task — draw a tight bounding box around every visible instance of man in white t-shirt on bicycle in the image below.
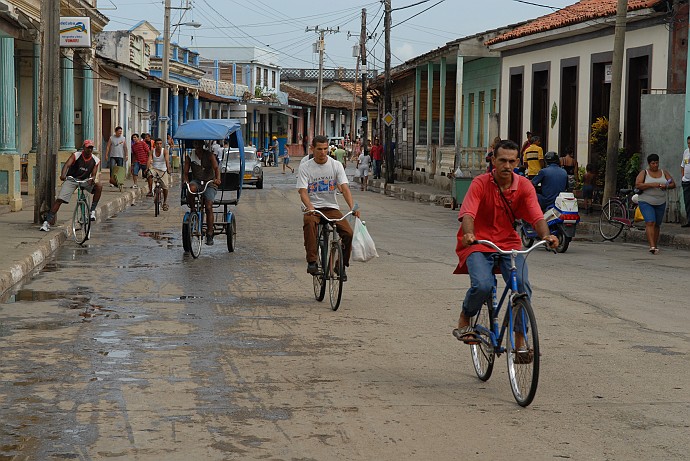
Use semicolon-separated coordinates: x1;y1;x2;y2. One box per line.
298;135;360;281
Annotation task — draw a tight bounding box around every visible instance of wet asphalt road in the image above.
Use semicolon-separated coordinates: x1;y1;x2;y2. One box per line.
1;168;690;460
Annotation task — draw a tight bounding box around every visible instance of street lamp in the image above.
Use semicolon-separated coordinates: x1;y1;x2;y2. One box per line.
159;0;201;139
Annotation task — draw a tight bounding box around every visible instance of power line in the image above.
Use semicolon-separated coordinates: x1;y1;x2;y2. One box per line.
391;0;445;29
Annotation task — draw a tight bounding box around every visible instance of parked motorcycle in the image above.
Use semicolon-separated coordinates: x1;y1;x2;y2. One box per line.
520;192;580;253
258;148;273;167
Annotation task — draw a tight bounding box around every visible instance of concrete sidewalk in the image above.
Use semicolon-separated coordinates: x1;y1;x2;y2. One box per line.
0;171;144;299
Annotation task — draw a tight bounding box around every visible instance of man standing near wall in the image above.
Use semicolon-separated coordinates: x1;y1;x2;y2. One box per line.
681;136;690;227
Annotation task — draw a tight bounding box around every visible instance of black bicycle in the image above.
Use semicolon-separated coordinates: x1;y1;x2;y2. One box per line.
304;208;356;311
152;172;166;217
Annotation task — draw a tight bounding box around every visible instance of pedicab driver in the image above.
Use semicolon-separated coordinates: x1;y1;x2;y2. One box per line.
40;140;102;232
452;140;558;348
183;140;221;246
298;135;360;282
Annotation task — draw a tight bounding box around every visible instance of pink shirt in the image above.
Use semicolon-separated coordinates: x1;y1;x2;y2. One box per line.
454;172;544;274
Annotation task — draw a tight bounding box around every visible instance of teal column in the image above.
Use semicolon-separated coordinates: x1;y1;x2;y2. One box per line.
31;42;39;152
0;36;17;153
439;57;446;147
82;64;95;143
415;66;421;144
60;54;75;150
426;61;433;148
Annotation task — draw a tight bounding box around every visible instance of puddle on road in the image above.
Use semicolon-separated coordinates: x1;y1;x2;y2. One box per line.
138;231;175;242
4;289;91;305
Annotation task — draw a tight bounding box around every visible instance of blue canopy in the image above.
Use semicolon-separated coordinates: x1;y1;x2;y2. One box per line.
174;119;242;140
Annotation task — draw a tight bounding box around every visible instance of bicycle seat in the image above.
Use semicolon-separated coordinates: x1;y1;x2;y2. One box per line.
619;188;633;195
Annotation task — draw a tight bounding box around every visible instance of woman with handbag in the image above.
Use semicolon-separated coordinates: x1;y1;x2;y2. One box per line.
635;153;676;254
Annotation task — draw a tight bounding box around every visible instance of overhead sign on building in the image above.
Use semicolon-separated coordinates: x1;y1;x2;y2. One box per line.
60;17;92;47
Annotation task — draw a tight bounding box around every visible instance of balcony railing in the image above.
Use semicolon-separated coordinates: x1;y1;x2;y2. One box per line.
200;78;249;98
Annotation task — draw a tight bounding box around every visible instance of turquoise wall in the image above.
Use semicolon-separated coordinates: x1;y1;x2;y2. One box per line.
462;57;500;148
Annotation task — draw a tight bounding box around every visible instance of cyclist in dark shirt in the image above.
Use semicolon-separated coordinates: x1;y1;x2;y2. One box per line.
40;140;102;231
183;140;221;245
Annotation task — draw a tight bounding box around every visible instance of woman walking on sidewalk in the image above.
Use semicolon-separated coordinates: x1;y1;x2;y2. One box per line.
635;153;676;254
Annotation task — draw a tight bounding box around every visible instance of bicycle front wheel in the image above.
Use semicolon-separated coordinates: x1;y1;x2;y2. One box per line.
506;297;540;407
313;225;327;302
599;200;626;241
72;200;90;245
329;241;344;311
189;212;203;258
470;300;495;381
154;187;161;217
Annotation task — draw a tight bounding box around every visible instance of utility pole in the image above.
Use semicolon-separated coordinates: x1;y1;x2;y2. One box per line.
35;0;60;223
603;0;628;203
159;0;172;140
384;0;393;183
352;46;359;142
360;9;368;157
306;26;339;135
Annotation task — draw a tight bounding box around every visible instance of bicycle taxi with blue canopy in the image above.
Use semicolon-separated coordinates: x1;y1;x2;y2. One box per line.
174;119;245;257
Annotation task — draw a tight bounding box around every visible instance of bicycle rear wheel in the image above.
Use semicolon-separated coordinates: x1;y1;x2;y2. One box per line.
470;300;495;381
313;225;327;302
506;297;540;407
329;241;344;311
599;200;626;241
189;212;202;258
72;200;90;245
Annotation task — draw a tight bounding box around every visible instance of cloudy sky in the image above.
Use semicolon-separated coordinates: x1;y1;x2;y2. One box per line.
102;0;574;69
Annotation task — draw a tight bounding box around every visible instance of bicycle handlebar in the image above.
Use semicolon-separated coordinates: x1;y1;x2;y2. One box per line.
303;204;358;222
65;176;93;185
185;181;212;195
473;239;551;255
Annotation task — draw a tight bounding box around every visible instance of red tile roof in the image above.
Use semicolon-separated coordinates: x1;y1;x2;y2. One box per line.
486;0;665;46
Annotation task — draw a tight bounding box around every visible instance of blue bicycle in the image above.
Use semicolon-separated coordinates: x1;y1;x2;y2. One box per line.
468;239;550;407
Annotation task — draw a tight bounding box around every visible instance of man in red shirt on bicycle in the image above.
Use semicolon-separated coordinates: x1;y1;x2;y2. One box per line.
452;139;558;346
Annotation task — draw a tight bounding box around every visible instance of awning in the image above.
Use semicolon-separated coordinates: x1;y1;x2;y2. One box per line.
270;109;299;119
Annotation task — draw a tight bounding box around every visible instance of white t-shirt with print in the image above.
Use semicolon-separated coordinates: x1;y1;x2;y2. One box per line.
296;157;348;210
681;148;690;182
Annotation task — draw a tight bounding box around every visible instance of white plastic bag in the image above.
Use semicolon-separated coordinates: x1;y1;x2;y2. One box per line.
351;218;379;262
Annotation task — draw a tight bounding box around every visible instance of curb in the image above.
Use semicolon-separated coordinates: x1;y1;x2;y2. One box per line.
0;188;142;299
0;229;67;299
368;179;453;207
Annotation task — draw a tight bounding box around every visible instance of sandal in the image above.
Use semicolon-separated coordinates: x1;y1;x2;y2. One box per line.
649;247;657;254
452;326;479;345
162;203;169;211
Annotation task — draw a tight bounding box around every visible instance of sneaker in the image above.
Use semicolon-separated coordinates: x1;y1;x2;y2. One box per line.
307;262;319;275
90;211;96;221
205;235;214;245
39;221;50;232
131;184;138;189
109;183;115;188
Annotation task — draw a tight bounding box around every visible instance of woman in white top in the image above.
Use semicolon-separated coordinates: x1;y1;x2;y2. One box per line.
357;150;372;191
634;153;676;254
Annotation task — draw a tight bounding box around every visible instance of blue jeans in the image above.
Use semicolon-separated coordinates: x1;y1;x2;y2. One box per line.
463;252;532;317
638;201;666;224
374;159;382;178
